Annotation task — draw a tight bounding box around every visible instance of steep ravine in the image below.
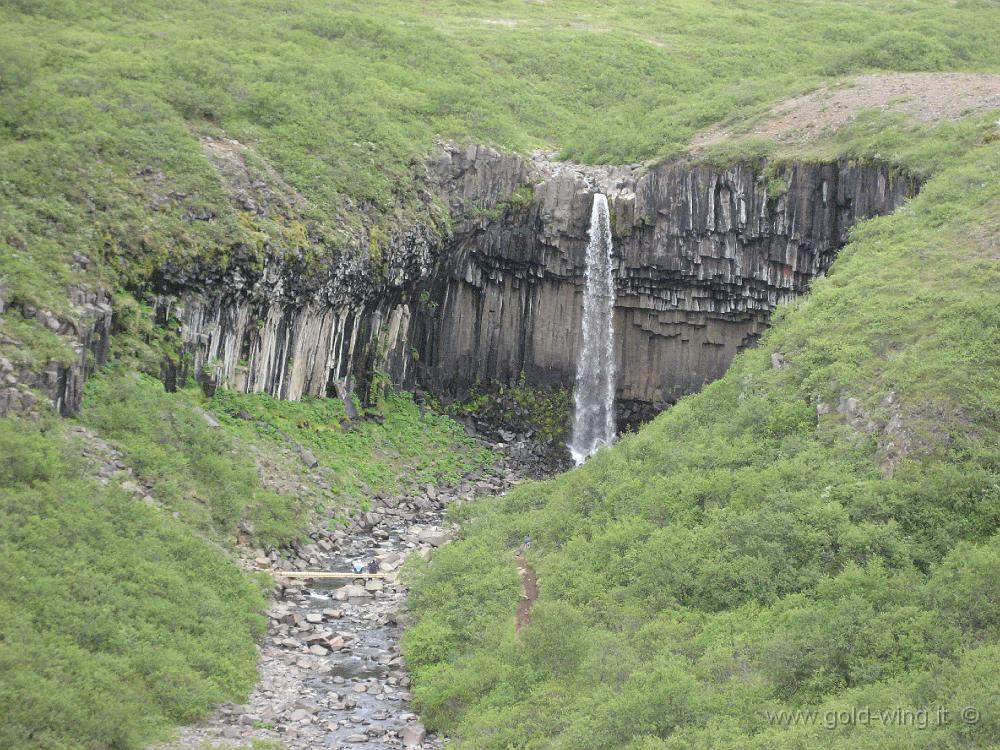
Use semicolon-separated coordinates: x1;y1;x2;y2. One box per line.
152;446;537;750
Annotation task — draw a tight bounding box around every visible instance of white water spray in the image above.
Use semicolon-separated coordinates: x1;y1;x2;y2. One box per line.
569;193;617;465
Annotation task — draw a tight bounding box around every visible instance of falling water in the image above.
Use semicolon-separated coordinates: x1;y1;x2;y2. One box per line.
569;193;617;465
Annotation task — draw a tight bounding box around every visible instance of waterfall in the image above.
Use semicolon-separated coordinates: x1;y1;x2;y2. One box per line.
569;193;617;465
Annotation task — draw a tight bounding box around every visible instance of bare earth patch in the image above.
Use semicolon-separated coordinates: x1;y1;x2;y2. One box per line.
515;558;539;635
692;73;1000;151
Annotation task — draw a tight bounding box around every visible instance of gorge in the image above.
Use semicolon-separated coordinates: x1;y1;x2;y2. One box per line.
157;146;918;430
4;2;999;748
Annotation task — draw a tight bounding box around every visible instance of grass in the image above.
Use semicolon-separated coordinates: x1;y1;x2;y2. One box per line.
700;109;1000;180
81;368;309;548
207;388;495;503
403;124;1000;748
0;415;268;750
2;0;1000;364
0;358;493;749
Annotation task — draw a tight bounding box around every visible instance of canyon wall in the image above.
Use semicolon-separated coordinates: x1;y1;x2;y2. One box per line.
405;146;916;420
168;144;917;422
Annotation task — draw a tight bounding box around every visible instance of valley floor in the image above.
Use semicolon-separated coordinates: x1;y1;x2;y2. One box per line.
150;444;544;750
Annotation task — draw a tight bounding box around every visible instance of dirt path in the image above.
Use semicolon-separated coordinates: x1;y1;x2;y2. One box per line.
691;72;1000;152
514;558;538;635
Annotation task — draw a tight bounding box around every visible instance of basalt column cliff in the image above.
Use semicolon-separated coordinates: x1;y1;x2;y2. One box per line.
172;144;917;424
404;146;916;420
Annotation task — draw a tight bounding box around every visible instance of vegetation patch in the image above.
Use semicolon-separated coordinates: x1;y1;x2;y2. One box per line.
209;389;494;505
404;126;1000;749
0;417;268;750
453;378;573;447
81;369;308;548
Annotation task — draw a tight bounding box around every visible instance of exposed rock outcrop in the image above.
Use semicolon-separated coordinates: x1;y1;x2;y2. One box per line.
0;287;113;417
161;143;918;421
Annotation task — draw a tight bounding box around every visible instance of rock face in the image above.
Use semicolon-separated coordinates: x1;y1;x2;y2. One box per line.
0;286;113;418
167;144;918;421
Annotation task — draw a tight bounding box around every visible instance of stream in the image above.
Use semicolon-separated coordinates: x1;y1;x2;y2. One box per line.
154;440;556;750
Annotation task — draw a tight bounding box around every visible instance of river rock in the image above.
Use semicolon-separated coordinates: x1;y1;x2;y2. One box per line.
342;584;371;598
298;446;319;468
419;530;451;547
402;723;427;746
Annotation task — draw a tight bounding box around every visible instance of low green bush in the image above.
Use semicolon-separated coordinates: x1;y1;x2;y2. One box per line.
0;417;266;750
405;131;1000;748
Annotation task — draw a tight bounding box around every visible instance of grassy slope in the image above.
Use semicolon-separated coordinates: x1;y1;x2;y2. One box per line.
0;415;268;750
404;132;1000;747
3;1;1000;356
1;1;999;749
0;367;491;750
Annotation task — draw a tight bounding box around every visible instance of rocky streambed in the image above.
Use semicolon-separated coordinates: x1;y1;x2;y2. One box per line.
155;439;558;750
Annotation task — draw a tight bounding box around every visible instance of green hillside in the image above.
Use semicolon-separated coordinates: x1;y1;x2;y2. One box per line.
2;1;1000;749
404;130;1000;747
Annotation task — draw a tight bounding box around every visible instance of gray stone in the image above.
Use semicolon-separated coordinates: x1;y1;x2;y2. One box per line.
327;635;346;651
402;723;427;747
419;531;450;547
298;446;319;468
342;584;371;598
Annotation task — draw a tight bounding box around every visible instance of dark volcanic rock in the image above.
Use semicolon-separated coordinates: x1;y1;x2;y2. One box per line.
162;143;918;421
0;287;113;418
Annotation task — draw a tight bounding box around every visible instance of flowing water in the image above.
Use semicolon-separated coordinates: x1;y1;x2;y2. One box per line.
569;193;617;465
150;448;549;750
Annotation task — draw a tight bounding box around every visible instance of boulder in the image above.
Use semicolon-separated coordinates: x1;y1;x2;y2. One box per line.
402;723;427;747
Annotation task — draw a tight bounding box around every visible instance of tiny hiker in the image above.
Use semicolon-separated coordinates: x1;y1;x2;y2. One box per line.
518;534;531;556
